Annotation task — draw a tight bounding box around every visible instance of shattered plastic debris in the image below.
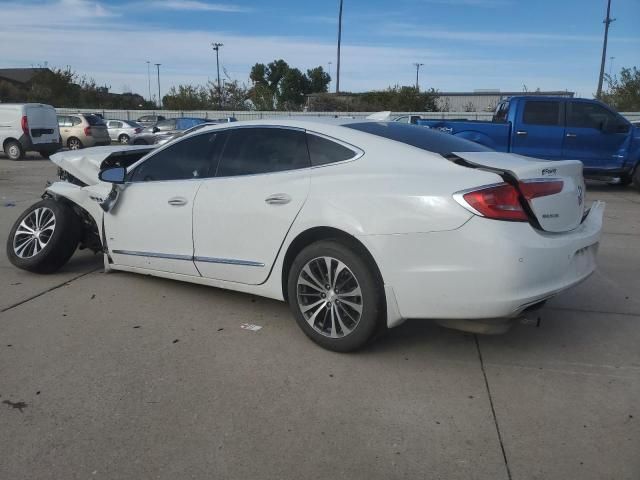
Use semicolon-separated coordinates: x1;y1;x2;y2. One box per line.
240;323;262;332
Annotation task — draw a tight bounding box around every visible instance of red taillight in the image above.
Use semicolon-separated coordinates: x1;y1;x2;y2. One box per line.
461;183;528;222
84;126;92;136
21;115;29;136
519;180;563;200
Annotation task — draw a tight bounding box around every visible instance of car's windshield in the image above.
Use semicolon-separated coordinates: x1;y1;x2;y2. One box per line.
345;122;492;155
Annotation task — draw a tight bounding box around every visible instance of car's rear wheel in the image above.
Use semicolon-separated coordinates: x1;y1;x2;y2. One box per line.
67;137;83;150
6;199;81;273
287;240;384;352
4;140;24;160
118;134;130;144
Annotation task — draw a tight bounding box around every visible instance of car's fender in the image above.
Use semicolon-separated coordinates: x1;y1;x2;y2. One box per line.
45;181;105;229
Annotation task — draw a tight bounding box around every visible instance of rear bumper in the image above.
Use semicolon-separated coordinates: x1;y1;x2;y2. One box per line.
17;134;61;153
360;201;604;323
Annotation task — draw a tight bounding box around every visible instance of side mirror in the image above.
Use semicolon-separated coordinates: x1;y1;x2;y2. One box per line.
99;166;126;184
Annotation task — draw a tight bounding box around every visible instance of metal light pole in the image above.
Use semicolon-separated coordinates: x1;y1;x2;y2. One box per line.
211;42;223;108
146;61;151;103
335;0;343;94
414;62;424;91
155;63;161;108
596;0;615;99
328;61;332;87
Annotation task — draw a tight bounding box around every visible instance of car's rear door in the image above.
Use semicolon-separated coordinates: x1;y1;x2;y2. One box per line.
192;126;311;285
562;100;632;172
25;105;59;146
510;99;566;160
105;132;218;275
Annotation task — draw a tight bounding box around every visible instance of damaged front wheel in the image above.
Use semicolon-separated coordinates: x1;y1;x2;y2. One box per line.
6;199;81;273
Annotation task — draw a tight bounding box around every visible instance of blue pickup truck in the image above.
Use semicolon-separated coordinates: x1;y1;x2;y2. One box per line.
417;96;640;189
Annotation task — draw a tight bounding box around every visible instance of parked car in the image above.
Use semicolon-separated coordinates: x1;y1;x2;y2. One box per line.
417;96;640;188
6;120;603;352
136;114;166;127
153;117;237;146
0;103;61;159
57;114;111;150
131;117;207;145
106;119;142;144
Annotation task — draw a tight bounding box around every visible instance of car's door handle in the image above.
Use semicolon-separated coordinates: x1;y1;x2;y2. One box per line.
515;130;528;136
565;133;577;138
168;197;188;206
265;193;291;205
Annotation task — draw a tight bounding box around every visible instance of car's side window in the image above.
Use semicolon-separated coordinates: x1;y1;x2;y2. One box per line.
130;133;217;182
522;101;562;126
306;133;359;166
71;116;82;126
567;102;628;133
493;102;509;123
111;121;122;128
216;128;310;177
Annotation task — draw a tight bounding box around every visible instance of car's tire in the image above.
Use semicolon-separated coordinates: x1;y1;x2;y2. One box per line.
287;240;384;352
118;134;130;144
608;175;632;186
67;137;83;150
4;140;25;160
6;199;81;274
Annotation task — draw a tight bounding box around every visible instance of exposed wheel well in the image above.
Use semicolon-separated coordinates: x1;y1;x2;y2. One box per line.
281;226;384;303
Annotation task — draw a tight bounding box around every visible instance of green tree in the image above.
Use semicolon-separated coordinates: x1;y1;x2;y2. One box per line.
306;66;331;93
162;85;210;110
601;66;640;111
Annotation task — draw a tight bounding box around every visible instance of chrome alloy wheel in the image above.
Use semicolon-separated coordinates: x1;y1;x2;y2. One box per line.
13;207;56;258
296;256;363;338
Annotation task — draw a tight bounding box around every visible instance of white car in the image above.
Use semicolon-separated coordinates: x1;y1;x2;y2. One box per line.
5;120;604;351
0;103;61;159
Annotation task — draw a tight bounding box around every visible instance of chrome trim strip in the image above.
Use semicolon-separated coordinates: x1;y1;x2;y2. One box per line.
112;249;192;261
194;256;265;267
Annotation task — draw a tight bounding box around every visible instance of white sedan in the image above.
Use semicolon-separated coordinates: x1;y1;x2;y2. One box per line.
6;119;604;351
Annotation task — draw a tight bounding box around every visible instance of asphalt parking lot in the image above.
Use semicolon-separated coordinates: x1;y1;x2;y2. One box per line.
1;153;638;480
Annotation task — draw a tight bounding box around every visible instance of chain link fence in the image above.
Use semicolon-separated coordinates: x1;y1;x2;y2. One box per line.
56;108;640;123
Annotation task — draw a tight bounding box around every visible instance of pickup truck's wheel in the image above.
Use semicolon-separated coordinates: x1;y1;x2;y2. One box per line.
4;140;24;160
287;240;384;352
6;199;81;274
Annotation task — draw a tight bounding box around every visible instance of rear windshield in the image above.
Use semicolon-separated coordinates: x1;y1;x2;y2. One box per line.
85;115;106;126
345;122;491;155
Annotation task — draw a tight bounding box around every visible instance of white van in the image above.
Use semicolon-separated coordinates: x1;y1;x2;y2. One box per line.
0;103;61;160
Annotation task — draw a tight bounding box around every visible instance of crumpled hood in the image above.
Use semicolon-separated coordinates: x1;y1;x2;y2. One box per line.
50;145;153;185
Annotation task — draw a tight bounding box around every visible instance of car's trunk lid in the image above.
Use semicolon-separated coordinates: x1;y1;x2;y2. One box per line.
452;151;586;233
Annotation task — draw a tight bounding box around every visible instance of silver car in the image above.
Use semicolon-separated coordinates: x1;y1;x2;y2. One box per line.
106;120;142;144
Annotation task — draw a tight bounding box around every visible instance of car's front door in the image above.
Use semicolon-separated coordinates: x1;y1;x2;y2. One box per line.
105;132;218;275
562;100;631;172
193;127;311;285
510;99;566;160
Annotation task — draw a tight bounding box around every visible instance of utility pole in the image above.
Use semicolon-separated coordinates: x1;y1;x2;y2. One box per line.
328;61;332;86
596;0;615;99
608;56;615;78
155;63;161;108
211;42;223;108
146;61;151;103
414;62;424;91
336;0;343;94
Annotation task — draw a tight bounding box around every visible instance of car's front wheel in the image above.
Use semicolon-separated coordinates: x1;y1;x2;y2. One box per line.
287;240;384;352
6;199;81;273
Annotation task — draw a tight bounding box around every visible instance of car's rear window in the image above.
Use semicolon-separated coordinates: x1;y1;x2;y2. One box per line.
85;115;106;126
345;122;491;155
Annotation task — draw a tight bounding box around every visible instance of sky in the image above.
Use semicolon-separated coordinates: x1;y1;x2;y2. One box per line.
0;0;638;101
